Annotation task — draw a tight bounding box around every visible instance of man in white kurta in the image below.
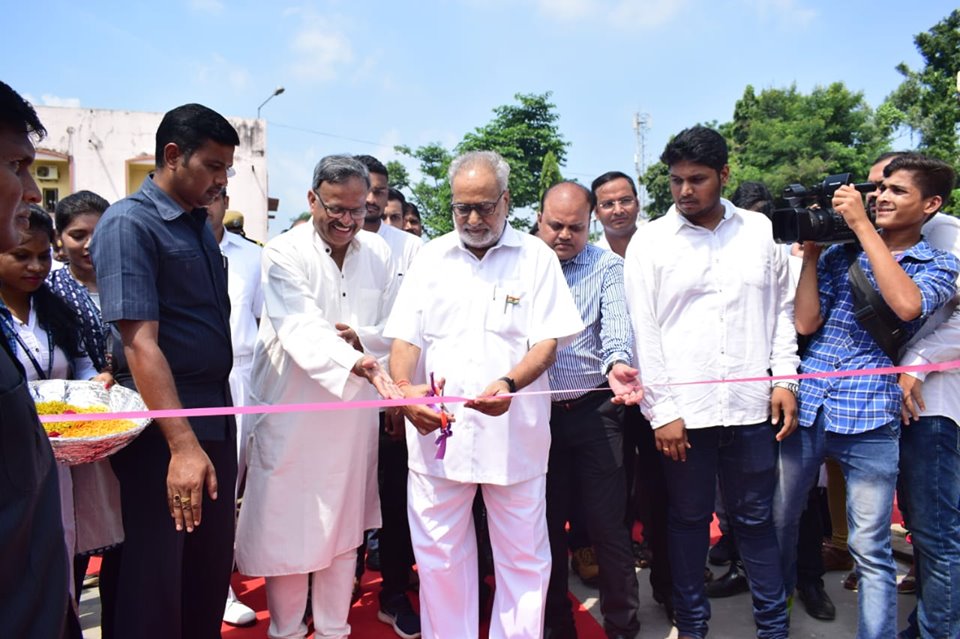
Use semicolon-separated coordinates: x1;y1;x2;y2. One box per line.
235;155;400;639
384;151;584;639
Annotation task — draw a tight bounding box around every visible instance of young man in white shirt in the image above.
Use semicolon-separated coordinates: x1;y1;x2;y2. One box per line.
620;126;797;639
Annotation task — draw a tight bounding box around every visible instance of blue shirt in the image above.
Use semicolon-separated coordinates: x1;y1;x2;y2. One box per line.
799;239;959;434
90;176;235;441
548;243;633;401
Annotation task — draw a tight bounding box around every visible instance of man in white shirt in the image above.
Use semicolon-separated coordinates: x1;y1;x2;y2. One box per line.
384;150;584;639
235;155;401;639
592;171;640;257
621;126;797;639
897;211;960;639
206;188;263;628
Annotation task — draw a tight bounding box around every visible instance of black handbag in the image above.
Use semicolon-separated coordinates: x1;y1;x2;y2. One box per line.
845;245;907;362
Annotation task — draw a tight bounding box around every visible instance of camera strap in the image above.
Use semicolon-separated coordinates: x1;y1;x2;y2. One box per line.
844;245;907;362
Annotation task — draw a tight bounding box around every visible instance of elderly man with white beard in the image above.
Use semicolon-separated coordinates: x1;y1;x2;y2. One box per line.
384;150;584;639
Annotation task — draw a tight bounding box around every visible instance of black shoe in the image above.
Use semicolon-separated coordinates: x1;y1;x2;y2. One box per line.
543;620;577;639
708;534;738;566
797;581;836;621
377;593;421;639
705;560;749;598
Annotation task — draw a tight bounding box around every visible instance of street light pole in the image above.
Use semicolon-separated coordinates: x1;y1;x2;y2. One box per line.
257;86;286;119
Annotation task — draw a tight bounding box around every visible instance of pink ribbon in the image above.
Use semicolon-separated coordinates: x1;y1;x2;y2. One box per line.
37;358;960;424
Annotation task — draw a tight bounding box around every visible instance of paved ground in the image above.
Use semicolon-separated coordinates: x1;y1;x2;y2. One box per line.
79;556;916;638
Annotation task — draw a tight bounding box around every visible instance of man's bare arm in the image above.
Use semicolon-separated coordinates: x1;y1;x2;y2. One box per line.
117;319;217;533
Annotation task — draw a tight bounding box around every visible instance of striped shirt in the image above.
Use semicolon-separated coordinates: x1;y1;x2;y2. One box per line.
799;240;959;434
548;243;633;401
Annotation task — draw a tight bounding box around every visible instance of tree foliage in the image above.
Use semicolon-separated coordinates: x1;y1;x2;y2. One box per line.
641;83;892;218
884;10;960;213
385;160;410;191
395;143;454;237
537;150;564;211
395;92;568;237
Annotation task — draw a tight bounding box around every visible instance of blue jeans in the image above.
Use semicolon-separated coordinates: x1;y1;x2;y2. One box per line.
662;422;787;639
774;410;899;639
897;416;960;639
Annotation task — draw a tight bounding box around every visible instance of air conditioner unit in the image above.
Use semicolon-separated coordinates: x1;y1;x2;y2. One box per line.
36;165;59;180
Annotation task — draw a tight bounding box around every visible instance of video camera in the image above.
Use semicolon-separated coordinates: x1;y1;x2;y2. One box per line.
770;173;876;245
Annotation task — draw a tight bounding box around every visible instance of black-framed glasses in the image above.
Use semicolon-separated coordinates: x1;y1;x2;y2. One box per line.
597;196;637;212
312;189;366;220
452;190;505;218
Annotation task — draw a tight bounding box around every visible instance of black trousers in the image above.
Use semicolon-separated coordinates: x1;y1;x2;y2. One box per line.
545;390;640;638
377;414;416;601
100;425;237;639
623;406;672;599
796;485;827;588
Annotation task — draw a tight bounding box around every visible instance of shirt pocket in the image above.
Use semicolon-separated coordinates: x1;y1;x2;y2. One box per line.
160;249;209;307
485;279;530;339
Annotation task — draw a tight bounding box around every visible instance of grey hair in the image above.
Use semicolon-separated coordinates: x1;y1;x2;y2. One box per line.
311;154;371;191
448;151;510;192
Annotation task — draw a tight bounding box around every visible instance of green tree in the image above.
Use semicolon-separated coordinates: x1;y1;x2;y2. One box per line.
395;92;569;237
884;10;960;213
537;150;564;211
395;143;454;237
640;83;892;218
385;159;410;191
458;92;569;212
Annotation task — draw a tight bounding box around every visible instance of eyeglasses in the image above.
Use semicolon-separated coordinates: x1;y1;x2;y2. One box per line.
312;190;367;220
452;190;505;218
597;196;637;212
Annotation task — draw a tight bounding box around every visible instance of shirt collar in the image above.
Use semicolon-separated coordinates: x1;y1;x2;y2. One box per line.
899;237;940;262
666;198;740;234
139;175;198;222
563;242;598;266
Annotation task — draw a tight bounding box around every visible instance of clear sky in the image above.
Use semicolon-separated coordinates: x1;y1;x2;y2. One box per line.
5;0;956;232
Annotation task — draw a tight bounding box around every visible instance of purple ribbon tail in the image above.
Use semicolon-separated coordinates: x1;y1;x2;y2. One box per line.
434;426;452;459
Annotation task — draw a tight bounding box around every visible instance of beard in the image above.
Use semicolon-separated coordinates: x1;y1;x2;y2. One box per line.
456;218;505;249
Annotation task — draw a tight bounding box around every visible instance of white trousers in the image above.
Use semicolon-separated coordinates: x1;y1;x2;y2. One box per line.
408;471;550;639
263;548;356;639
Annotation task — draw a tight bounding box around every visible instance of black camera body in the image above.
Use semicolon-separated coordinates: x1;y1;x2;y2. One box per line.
770;173;876;245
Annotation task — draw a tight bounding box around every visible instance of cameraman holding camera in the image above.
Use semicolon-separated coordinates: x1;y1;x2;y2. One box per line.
778;153;959;639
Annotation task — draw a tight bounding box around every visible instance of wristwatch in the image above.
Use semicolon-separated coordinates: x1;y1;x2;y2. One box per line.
773;380;799;394
498;376;517;393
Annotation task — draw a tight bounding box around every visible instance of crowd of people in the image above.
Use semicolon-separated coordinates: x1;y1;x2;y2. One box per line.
1;79;958;639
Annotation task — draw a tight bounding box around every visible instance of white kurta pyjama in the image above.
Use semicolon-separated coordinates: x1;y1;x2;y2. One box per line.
235;225;397;577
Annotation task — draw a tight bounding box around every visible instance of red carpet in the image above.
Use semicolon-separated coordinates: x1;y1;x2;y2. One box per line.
221;569;606;638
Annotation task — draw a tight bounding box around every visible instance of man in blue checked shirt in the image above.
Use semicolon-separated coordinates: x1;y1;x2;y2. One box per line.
781;152;959;639
537;181;642;639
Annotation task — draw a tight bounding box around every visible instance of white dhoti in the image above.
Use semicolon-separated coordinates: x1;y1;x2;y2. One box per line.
408;470;551;639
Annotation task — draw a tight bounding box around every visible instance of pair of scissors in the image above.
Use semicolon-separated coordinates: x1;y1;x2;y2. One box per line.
427;372;453;459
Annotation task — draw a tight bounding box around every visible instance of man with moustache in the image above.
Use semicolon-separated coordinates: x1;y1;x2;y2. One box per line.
537;181;641;639
620;126;797;639
91;103;241;639
385;151;583;639
402;202;423;237
383;188;406;229
590;171;673;619
236;155;402;639
0;81;70;639
592;171;641;256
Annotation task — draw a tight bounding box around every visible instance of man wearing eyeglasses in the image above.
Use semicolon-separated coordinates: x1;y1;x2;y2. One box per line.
236;154;403;639
593;171;641;257
384;151;584;639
